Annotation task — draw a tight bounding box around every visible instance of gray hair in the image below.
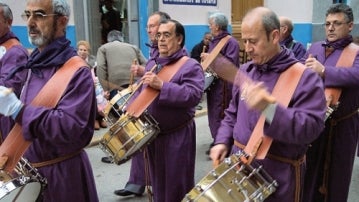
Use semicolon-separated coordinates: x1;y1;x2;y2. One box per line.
326;3;353;23
107;30;124;42
0;2;13;21
52;0;70;17
209;12;228;31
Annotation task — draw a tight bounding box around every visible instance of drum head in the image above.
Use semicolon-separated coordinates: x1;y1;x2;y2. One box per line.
204;72;215;91
0;179;42;202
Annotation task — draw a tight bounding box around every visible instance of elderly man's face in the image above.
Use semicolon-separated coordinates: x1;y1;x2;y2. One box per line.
24;0;67;51
156;22;182;57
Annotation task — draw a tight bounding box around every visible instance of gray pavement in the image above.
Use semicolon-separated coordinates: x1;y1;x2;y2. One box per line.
86;105;359;202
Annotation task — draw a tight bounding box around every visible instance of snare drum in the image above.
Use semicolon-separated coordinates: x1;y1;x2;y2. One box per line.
103;87;133;125
182;150;278;202
99;112;159;164
204;71;215;92
0;157;47;202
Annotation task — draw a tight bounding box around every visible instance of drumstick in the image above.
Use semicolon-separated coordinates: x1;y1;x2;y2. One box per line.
130;59;137;88
121;64;158;106
213;159;220;168
200;45;206;63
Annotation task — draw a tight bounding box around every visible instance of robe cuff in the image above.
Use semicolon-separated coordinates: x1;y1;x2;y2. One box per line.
262;103;277;124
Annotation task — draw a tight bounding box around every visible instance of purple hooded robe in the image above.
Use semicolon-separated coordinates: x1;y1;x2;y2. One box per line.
303;35;359;202
207;31;240;141
13;37;99;202
215;48;326;202
128;48;204;202
0;32;28;141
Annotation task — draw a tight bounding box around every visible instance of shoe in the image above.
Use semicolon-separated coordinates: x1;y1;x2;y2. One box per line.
101;156;114;164
100;120;107;128
196;105;203;110
114;189;143;197
94;120;100;130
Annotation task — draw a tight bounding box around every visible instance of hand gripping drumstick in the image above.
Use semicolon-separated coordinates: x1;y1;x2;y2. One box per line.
200;45;206;63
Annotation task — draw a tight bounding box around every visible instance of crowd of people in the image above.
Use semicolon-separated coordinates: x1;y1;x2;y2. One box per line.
0;0;358;202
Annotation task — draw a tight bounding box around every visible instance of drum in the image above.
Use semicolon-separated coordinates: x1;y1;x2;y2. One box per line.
204;71;215;92
103;87;133;125
99;112;159;164
0;157;47;202
182;150;278;202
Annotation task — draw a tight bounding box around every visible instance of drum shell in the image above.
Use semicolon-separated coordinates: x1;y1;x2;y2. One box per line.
182;152;278;202
100;112;159;164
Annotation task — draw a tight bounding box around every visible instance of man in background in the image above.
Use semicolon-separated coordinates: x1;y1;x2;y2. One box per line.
279;16;307;60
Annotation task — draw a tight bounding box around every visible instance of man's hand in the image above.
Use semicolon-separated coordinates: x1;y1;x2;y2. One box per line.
131;64;145;77
209;144;228;167
141;72;163;90
241;82;276;112
305;54;325;77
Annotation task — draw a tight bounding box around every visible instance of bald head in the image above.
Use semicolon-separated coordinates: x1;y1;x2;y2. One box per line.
279;16;293;41
242;7;280;40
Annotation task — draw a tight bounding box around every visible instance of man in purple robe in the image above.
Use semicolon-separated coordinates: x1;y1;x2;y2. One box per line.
112;11;171;197
200;12;240;154
0;0;99;201
279;16;307;60
0;2;28;141
302;3;359;202
210;7;326;202
127;19;204;202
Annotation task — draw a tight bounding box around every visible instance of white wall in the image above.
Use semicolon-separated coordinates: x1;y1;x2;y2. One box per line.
159;0;231;25
265;0;313;23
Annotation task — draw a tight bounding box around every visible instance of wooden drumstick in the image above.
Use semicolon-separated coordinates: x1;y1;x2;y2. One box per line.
122;64;158;107
130;59;137;88
200;45;206;63
213;159;220;168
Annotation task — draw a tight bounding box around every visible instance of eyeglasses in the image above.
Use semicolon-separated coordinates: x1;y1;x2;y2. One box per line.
323;21;348;28
155;32;173;40
21;11;58;21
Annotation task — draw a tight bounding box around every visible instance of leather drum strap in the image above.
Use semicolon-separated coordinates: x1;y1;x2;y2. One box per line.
201;35;231;71
0;56;87;172
1;38;20;50
126;56;189;118
325;43;359;106
243;62;305;163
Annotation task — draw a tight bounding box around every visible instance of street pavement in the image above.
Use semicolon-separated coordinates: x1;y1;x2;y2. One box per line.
85;103;359;202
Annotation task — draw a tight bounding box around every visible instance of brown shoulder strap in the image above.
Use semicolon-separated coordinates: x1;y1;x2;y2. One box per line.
325;43;359;106
1;38;20;50
126;56;189;118
243;62;306;163
0;56;87;172
201;35;231;71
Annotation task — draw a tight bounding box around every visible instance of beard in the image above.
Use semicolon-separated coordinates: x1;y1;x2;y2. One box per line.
28;20;58;48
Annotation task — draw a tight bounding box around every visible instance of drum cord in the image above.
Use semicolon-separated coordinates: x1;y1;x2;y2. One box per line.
143;148;153;202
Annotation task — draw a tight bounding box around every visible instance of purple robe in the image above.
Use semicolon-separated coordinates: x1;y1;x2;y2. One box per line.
0;32;28;141
128;49;204;202
14;37;98;202
215;48;326;202
207;31;240;140
303;36;359;202
280;35;307;60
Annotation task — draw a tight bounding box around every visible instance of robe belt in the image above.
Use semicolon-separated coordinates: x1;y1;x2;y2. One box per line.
160;117;194;135
329;108;359;126
234;140;304;202
31;150;83;168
